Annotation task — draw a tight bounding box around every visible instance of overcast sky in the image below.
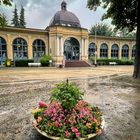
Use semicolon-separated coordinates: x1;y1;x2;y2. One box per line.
0;0;111;30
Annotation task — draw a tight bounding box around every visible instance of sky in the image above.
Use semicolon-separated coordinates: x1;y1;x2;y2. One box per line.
0;0;111;30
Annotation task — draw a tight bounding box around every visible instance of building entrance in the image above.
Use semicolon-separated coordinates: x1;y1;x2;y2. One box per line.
64;37;80;60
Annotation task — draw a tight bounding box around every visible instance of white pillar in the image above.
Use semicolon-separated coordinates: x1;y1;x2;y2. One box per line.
83;39;86;56
59;37;61;56
85;39;88;56
57;36;59;56
81;38;84;57
61;37;64;56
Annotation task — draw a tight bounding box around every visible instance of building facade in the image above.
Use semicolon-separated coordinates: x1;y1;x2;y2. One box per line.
0;1;135;65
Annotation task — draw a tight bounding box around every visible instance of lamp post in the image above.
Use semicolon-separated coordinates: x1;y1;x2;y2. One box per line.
94;23;97;67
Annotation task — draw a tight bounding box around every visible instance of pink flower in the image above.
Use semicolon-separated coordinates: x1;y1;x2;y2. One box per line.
48;123;50;126
38;101;47;108
75;132;80;138
79;113;84;118
93;117;97;122
86;123;91;128
71;127;78;133
55;121;59;127
33;120;37;127
65;131;69;138
37;116;42;123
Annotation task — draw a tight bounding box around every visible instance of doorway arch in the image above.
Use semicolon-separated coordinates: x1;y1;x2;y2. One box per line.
64;37;80;60
0;37;7;64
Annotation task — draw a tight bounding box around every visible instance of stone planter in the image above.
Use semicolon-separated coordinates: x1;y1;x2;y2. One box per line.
34;119;104;140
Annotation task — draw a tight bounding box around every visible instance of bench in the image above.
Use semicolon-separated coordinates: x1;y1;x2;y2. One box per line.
28;63;41;67
109;62;117;65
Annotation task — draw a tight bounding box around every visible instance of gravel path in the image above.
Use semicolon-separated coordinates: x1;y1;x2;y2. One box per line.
0;66;140;140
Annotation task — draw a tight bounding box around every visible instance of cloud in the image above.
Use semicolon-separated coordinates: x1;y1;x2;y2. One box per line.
0;0;109;29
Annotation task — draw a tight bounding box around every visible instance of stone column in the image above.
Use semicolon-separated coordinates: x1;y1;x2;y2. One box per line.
61;37;64;56
49;35;52;56
108;42;111;59
59;37;61;56
81;38;84;58
119;43;122;59
97;42;100;59
85;39;88;60
56;36;59;56
129;44;132;60
7;34;12;60
28;36;32;59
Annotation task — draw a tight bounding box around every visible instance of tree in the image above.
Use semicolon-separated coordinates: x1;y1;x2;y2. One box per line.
0;14;8;27
19;6;26;28
0;0;12;6
90;23;115;36
11;5;19;27
0;0;12;27
115;27;136;38
87;0;140;79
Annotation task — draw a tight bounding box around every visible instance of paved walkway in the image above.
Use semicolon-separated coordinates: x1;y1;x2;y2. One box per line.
0;66;133;82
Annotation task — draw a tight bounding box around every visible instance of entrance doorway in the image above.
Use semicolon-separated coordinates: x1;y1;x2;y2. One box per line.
64;37;80;60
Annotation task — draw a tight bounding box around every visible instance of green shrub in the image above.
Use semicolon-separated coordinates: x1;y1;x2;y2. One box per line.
119;59;134;65
40;55;52;67
97;58;111;65
50;81;84;111
5;59;12;67
88;56;95;64
15;59;34;67
97;58;134;65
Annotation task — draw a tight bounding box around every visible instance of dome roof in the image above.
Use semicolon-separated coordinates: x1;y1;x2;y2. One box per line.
49;1;81;28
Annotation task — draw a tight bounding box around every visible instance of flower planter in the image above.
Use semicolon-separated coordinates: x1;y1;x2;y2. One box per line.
34;120;104;140
32;81;103;139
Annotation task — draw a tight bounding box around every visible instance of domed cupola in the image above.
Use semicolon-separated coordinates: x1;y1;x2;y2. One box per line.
49;1;81;28
61;0;67;11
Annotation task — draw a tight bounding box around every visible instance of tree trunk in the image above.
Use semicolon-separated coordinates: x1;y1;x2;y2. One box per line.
133;0;140;78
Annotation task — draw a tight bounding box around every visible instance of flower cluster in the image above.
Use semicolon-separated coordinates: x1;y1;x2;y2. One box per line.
32;82;102;139
33;100;102;139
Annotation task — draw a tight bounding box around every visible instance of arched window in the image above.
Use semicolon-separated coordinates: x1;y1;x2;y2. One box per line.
100;43;108;58
132;45;136;58
111;44;119;58
32;39;46;62
13;38;28;60
88;43;97;57
122;44;129;59
0;37;7;63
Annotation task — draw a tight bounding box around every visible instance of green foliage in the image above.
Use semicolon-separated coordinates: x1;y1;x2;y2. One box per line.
0;0;12;27
97;58;134;65
32;82;102;139
89;56;95;64
5;59;12;67
0;14;8;27
87;0;140;78
19;6;26;28
40;55;52;67
119;59;134;65
115;27;136;38
0;0;12;6
50;81;84;111
90;23;114;37
15;59;34;67
87;0;137;32
11;5;19;27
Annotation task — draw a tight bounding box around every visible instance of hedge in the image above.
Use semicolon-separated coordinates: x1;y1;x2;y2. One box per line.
96;58;134;65
15;59;34;67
